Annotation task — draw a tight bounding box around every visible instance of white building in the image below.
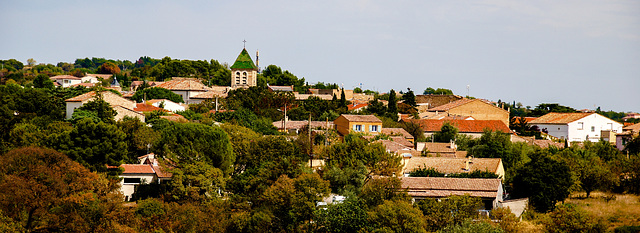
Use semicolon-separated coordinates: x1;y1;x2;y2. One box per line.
50;75;82;87
146;99;187;112
65;91;144;121
528;112;623;145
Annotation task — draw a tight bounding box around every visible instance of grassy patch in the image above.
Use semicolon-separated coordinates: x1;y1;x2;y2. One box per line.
566;192;640;232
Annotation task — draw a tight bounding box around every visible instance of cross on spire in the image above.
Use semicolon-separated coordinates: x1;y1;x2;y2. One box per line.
243;39;247;48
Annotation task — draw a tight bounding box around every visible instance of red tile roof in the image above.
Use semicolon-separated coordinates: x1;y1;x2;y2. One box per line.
50;75;82;80
154;77;212;91
348;103;369;111
134;103;170;112
339;114;382;123
427;98;507;113
404;119;511;133
120;164;155;174
528;112;593;124
403;157;502;175
400;177;501;198
65;91;97;102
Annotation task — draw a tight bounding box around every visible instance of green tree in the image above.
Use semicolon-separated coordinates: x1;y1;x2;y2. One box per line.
33;74;54;89
314;197;368;233
388;89;398;118
402;88;417;107
359;177;410;208
424;87;453;95
512;151;573;212
322;163;368;195
169;161;225;202
131;87;184;103
415;195;483;231
71;97;117;123
437;219;504;233
367;200;427;233
156;122;234;176
433;122;458;143
48;118;128;172
544;203;605;233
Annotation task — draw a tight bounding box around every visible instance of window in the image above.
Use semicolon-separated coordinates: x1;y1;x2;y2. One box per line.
353;124;362;132
235;77;240;84
577;122;584;130
370;125;379;132
242;72;248;85
591;126;595;132
123;178;141;184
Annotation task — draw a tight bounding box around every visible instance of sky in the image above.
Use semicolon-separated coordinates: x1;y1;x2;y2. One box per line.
2;0;639;112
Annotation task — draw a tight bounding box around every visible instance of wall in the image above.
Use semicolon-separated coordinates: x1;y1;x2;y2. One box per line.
447;100;509;126
567;114;623;143
119;173;156;201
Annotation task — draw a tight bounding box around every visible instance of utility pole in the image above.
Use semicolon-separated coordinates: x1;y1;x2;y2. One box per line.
309;114;312;169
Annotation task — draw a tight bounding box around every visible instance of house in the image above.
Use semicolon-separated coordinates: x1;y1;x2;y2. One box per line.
230;48;258;88
133;103;171;113
65;91;145;121
50;75;82;87
405;119;513;140
348;103;369;112
308;89;354;100
130;81;164;91
153;77;214;104
146;99;187;112
400;177;504;210
119;159;172;201
416;142;467;158
381;128;415;143
423;98;510;126
527;112;623;145
268;85;294;92
190;88;230;104
376;139;421;159
334;114;383;136
81;74;110;84
616;123;640;150
294;93;334;101
415;94;464;113
402;157;505;179
272;120;334;134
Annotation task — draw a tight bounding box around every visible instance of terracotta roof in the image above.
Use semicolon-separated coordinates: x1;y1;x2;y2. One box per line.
419;142;458;154
375;140;420;157
50;75;82;80
339;114;382;123
71;82;96;88
348;103;369;111
191;91;227;99
389;136;414;147
427;98;507;113
400;177;501;198
121;164;155;174
623;123;640;133
153;165;172;178
154;77;213;91
160;114;188;122
134;103;169;112
146;99;174;105
65;91;97;102
403;157;502;175
528;112;593;124
405;119;511;133
268;85;294;92
381;128;414;139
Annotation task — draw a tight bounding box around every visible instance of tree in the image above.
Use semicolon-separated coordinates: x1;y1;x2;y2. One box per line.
388;89;398;116
322;163;368;195
98;62;121;74
48;118;128;172
0;147;132;232
415;195;483;231
433;122;458;143
169;161;225;202
576;156;615;198
424;87;453;95
33;74;54;89
26;58;36;66
402;88;417;107
156;122;234;176
544;204;605;233
438;220;504;233
511;152;573;212
359;177;410;208
71;97;117;123
314;197;368;233
367;200;427;233
131;87;184;103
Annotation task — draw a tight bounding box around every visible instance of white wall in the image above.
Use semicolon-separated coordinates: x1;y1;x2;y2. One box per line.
119;173;156;201
65;102;83;119
152;100;186;112
567;114;623;143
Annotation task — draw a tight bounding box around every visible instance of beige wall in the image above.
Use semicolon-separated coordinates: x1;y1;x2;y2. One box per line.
447;101;509;126
231;69;257;88
334;116;382;136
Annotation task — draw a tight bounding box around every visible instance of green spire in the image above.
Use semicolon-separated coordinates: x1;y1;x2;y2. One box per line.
230;48;258;70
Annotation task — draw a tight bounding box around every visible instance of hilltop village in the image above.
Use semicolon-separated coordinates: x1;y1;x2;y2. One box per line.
0;50;639;232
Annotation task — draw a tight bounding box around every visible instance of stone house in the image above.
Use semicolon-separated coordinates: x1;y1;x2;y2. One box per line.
230;48;258;89
65;91;144;121
400;177;504;210
334;114;382;136
402;157;505;179
423;98;510;126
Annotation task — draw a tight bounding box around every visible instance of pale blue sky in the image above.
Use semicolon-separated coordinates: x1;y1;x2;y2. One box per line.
2;0;639;112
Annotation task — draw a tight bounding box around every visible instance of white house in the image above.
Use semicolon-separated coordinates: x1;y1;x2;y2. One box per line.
146;99;187;112
50;75;82;87
153;77;214;104
118;162;171;201
528;112;623;145
65;91;145;121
